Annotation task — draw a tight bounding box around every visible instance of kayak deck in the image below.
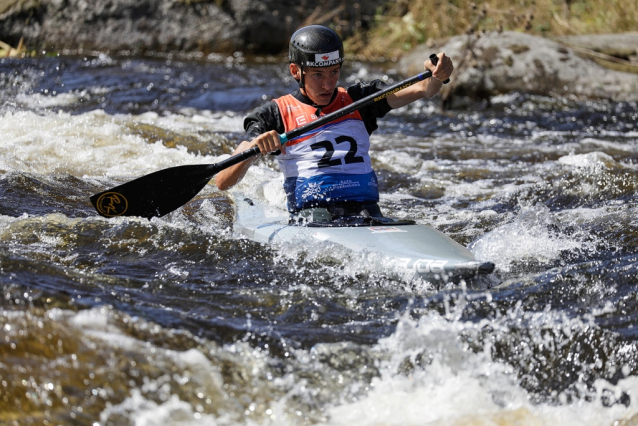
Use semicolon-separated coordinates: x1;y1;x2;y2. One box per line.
233;195;495;280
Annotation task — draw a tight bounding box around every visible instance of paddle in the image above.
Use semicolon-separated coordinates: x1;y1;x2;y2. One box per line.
90;58;447;219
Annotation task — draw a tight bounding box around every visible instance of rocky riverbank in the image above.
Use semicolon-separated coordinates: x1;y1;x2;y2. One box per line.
400;31;638;102
0;0;383;54
2;0;638;102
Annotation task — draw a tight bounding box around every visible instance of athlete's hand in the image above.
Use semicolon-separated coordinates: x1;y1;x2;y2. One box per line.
425;53;453;83
250;130;286;155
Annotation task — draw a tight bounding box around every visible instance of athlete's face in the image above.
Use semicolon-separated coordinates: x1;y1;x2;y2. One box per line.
290;64;340;106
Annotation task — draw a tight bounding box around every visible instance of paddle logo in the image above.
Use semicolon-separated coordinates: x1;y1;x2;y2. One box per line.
95;192;128;217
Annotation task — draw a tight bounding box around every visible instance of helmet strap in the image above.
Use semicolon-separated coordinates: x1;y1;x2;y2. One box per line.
299;65;305;90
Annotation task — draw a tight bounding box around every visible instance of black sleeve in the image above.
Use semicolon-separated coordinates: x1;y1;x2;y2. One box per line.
243;101;285;140
347;80;393;135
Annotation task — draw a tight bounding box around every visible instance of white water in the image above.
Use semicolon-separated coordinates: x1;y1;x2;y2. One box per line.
0;109;238;177
14;302;636;426
2;87;637;425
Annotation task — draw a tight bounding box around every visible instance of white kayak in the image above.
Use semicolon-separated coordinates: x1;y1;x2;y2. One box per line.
232;193;495;281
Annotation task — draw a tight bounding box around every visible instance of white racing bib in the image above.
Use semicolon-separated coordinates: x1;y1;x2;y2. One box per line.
274;89;379;212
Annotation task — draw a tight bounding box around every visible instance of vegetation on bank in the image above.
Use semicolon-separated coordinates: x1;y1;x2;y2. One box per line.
1;0;636;61
0;36;31;57
344;0;638;60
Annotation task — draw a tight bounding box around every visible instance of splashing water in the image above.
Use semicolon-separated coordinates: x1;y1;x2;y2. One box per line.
1;54;638;425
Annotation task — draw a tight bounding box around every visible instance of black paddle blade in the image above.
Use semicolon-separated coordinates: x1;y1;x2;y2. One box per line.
90;164;220;219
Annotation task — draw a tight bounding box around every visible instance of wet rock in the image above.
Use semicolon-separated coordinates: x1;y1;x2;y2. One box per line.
0;0;384;54
1;0;238;53
400;31;638;102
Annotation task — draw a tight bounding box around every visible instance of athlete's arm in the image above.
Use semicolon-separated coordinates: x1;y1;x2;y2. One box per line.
215;102;285;191
386;52;453;109
214;130;284;191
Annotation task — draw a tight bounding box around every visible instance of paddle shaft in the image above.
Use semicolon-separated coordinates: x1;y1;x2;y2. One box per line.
211;69;434;172
218;54;448;171
90;60;447;218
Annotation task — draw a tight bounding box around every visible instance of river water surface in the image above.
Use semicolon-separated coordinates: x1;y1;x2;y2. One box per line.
1;53;638;425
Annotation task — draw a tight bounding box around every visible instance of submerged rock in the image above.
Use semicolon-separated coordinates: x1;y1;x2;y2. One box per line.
400;31;638;102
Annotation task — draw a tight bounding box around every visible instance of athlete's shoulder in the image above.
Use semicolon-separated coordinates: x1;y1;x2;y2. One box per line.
346;80;390;102
345;80;392;134
244;100;284;137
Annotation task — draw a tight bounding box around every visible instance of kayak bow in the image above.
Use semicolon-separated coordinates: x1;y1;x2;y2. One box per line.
233;193;495;281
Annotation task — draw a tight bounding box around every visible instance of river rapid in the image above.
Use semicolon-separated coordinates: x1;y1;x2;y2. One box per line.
1;52;638;425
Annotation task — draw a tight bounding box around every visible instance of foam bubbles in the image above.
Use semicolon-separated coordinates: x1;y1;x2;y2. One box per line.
0;109;227;177
99;389;221;426
558;151;620;169
16;91;89;109
470;203;591;270
324;307;638;426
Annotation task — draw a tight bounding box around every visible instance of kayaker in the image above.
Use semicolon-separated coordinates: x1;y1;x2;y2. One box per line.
215;24;453;219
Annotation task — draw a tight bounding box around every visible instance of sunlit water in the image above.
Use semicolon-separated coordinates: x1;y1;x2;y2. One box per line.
1;53;638;425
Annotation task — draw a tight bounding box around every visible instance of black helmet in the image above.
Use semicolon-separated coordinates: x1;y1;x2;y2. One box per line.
289;25;344;68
